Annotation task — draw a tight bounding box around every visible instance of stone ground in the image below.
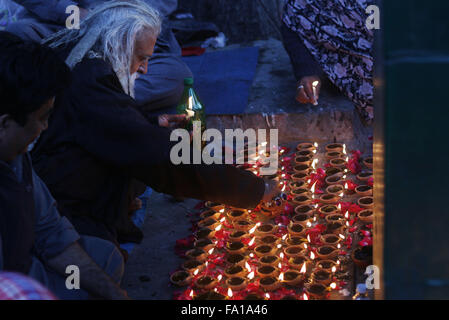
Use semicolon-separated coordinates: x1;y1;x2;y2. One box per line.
121;38;373;299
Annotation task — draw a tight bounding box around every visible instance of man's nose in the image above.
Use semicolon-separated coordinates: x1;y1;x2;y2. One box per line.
138;61;148;74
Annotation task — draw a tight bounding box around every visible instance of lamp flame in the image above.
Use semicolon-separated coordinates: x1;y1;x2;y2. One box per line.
208;248;214;255
279;273;284;281
219;208;225;213
278;262;282;269
339;234;345;239
245;262;251;273
310;251;315;260
249;253;254;258
277;244;282;249
332;266;337;273
344;182;348;190
343;144;347;155
280;252;284;259
306;221;312;228
220;217;226;223
311;181;317;193
330;282;337;289
261;141;268;147
344;211;349;219
304;243;308;249
314;142;318;148
303;293;309;300
194;269;199;276
282;234;288;241
189;290;194;298
338;203;342;211
217;274;222;281
215;224;222;232
307;234;311;243
300;262;307;274
339;192;344;197
228;288;233;298
248;237;256;247
281;184;286;192
265;293;270;300
248;271;255;280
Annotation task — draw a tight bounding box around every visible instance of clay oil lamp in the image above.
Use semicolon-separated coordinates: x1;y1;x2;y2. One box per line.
194;238;214;252
293;164;310;175
256;265;279;278
292;213;312;227
321;234;342;246
233;220;252;232
224;264;246;278
226;253;246;266
259;255;280;267
257;235;280;246
295;156;312;166
296;142;316;152
225;241;246;255
286;236;305;247
205;201;225;212
325;151;343;160
227;209;247;221
226;277;247;291
287;223;306;237
291;172;309;182
195;275;217;290
170;270;192;287
229;230;247;242
319;204;338;216
305;283;327;299
292;195;312;206
295;204;315;216
363;157;373;169
312;269;332;286
182;260;204;274
326;184;344;196
329;157;347;168
320;194;340;204
289;256;310;274
357;170;373;182
325;143;344;153
355;185;373;196
198;217;219;230
316;260;338;273
199;209;221;221
325;166;343;177
326;221;346;235
282;270;303;286
359;209;374;223
194;227;215;240
296;149;314;159
352;246;373;269
316;246;338;260
259;277;281;291
325;174;344;185
358;196;374;209
194;291;226;300
289;180;305;190
324;214;345;225
255;223;277;237
254;244;276;257
260;192;287;217
185;248;207;262
284;245;305;259
290;187;309;198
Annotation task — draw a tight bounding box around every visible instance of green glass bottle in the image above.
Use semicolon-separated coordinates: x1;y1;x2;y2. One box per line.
177;77;206;147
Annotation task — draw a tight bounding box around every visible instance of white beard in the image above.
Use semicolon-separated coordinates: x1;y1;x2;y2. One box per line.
116;71;139;99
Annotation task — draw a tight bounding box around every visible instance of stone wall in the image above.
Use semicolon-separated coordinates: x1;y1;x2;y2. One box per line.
177;0;287;43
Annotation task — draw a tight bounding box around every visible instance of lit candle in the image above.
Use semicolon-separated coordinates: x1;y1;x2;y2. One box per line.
312;81;319;105
186;96;195;119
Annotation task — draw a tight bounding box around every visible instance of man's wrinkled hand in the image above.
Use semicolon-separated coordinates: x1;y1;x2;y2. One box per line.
158;114;187;128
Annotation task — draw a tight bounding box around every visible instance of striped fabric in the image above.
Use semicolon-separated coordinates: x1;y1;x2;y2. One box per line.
0;272;56;300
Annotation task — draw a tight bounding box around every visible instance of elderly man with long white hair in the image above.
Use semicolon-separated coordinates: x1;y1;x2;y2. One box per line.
31;1;279;249
6;0;191;111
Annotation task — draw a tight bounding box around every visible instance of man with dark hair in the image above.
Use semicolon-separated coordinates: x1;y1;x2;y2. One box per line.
0;31;128;300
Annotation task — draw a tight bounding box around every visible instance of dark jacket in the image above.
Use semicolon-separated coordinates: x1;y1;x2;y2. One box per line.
31;57;265;243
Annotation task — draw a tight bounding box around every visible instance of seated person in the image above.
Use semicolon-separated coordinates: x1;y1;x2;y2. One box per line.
281;0;374;123
0;31;127;300
32;1;279;247
6;0;191;112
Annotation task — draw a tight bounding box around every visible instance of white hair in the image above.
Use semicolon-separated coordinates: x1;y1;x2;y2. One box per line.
44;0;161;96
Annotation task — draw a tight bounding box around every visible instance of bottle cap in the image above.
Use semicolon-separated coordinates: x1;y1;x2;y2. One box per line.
356;283;366;294
184;77;194;85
